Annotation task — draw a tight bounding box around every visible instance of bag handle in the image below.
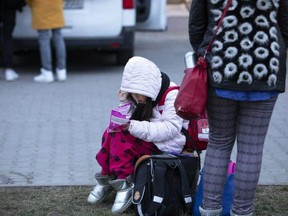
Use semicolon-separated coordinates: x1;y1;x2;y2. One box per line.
205;0;233;55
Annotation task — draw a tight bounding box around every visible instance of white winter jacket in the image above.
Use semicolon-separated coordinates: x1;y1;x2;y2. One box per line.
120;56;186;154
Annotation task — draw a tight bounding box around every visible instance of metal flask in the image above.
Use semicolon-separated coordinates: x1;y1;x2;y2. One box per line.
184;51;198;68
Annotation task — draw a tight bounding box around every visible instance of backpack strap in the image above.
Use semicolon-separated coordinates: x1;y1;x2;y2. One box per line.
157;86;201;155
181;127;201;157
145;159;166;216
145;158;193;215
173;159;193;211
158;86;180;114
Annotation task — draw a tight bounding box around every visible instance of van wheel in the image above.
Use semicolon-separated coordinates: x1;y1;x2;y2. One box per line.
116;49;134;65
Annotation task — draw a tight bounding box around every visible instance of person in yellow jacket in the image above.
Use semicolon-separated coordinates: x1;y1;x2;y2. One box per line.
26;0;67;82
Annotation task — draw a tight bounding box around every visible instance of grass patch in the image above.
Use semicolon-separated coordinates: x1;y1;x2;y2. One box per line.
0;185;287;215
254;185;288;216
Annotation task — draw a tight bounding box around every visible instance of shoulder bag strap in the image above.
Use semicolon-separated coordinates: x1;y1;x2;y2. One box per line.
205;0;233;55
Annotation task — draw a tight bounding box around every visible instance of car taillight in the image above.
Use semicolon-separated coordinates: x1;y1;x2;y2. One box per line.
123;0;134;9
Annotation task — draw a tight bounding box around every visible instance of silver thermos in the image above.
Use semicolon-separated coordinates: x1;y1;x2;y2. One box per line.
184;51;198;68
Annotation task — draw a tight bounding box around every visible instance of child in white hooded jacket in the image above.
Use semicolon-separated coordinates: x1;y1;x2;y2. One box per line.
87;56;186;214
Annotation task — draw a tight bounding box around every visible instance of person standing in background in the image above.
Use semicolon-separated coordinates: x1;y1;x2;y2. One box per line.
0;0;26;81
189;0;288;216
25;0;67;83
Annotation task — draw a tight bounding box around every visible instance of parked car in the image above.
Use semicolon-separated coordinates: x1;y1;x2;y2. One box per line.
136;0;167;31
12;0;167;65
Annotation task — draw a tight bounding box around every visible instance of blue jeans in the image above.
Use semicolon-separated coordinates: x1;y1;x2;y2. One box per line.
38;28;66;71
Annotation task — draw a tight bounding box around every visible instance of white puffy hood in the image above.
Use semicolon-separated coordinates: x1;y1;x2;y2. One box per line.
120;56;162;101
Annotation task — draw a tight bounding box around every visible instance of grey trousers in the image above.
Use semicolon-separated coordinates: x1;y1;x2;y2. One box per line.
38;28;66;71
202;88;277;215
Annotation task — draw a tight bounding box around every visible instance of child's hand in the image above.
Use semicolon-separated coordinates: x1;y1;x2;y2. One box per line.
118;90;128;102
122;122;130;131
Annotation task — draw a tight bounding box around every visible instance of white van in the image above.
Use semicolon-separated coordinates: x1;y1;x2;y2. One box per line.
13;0;167;65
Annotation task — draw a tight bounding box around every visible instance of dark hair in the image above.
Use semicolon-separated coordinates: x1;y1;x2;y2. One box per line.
128;93;153;121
